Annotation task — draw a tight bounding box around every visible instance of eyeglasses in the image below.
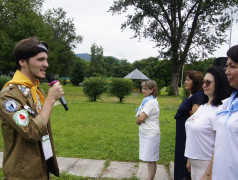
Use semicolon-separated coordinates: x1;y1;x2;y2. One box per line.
142;87;151;90
202;80;214;87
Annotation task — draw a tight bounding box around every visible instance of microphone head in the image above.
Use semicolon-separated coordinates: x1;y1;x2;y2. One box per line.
46;73;55;83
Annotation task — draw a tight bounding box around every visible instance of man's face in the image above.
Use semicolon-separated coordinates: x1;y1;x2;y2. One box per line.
20;52;48;83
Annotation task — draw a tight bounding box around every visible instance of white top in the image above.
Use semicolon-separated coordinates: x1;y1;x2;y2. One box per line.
184;104;221;160
212;97;238;180
137;99;160;135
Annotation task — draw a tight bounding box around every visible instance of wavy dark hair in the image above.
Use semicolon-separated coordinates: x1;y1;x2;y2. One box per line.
203;66;232;106
185;70;203;94
227;45;238;63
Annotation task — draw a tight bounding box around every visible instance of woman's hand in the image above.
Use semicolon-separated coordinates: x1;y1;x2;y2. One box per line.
201;174;209;180
201;153;214;180
136;119;141;125
186;159;191;172
136;112;147;125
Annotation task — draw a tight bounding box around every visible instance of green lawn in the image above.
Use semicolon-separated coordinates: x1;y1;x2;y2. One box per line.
0;84;182;178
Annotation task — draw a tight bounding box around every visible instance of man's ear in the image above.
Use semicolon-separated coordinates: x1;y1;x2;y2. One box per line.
19;59;26;67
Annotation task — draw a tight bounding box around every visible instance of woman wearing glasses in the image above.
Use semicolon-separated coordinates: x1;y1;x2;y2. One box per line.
135;80;160;180
174;70;205;180
184;66;232;180
202;45;238;180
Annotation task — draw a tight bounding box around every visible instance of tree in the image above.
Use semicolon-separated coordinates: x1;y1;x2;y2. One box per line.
155;59;173;87
103;56;118;77
83;77;107;101
0;1;83;77
109;0;238;95
0;0;48;74
103;57;133;78
132;57;173;87
44;8;83;76
71;58;87;86
108;78;133;103
112;59;133;78
184;58;214;75
89;43;105;76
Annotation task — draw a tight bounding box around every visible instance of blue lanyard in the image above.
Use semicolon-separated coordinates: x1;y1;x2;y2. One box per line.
135;95;156;112
217;90;238;124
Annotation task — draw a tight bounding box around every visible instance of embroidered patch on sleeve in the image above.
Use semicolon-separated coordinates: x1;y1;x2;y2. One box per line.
13;110;29;126
4;99;18;113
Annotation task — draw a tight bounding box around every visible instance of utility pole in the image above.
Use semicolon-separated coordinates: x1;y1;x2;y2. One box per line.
181;65;184;88
229;8;233;48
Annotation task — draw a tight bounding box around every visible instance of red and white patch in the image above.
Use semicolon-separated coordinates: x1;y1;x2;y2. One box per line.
13;110;29;126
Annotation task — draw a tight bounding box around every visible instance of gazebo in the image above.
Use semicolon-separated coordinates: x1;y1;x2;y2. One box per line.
124;69;149;92
124;68;149;80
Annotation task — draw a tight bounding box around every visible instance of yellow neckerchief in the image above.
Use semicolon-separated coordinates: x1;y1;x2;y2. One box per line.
4;70;45;112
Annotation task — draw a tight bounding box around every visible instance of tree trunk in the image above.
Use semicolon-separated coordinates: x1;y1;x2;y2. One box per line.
171;71;180;96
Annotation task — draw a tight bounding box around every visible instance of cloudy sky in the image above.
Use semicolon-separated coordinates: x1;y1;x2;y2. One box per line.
43;0;238;63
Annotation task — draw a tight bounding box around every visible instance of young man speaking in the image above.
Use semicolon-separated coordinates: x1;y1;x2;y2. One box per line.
0;37;63;179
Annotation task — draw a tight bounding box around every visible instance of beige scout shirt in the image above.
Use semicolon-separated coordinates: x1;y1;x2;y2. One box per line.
0;84;59;179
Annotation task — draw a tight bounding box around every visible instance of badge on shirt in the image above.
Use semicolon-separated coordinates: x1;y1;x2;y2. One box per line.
18;85;30;97
4;99;18;113
24;105;35;115
13;110;29;126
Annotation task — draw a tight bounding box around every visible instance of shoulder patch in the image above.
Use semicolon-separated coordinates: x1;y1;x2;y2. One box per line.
4;99;18;113
13;110;29;126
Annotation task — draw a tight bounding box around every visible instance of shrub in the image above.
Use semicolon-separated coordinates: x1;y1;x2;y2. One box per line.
83;77;107;101
108;78;133;103
132;80;141;89
167;85;175;96
154;78;165;94
0;76;11;90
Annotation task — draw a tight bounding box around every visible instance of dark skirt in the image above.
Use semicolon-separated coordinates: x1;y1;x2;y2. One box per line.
174;121;191;180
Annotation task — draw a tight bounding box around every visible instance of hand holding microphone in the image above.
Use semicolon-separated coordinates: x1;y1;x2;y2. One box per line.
46;74;69;111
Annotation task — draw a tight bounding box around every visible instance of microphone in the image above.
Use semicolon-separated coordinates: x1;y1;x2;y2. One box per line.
46;74;69;111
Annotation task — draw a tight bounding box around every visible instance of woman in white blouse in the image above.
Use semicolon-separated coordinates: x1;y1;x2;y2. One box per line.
184;66;231;180
136;80;160;180
203;45;238;180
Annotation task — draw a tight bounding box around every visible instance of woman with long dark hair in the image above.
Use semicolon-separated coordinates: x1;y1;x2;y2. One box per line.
185;66;232;180
203;45;238;180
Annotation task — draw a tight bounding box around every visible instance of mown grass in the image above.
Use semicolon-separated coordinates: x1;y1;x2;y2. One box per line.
0;83;182;179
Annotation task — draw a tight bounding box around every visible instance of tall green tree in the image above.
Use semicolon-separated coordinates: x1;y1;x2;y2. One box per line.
103;56;119;77
0;0;48;74
44;8;83;76
184;58;214;75
155;59;173;87
103;57;133;78
71;58;89;86
0;0;83;76
109;0;238;95
112;59;133;78
89;43;105;76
